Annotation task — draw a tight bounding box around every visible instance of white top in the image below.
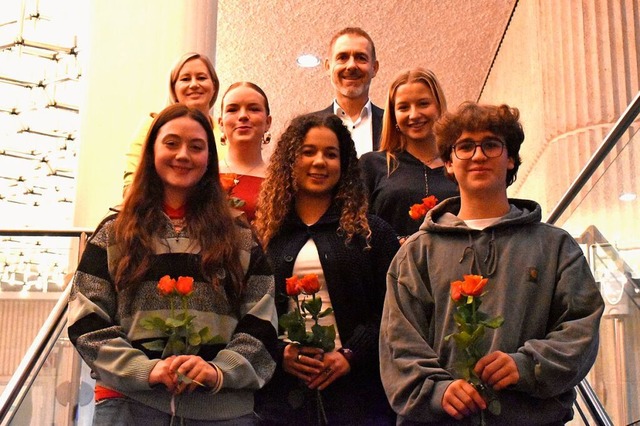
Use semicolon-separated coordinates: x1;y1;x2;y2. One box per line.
288;238;342;348
333;99;373;158
464;216;502;230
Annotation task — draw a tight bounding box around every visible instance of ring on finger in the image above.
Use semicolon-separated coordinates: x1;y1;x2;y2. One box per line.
297;354;302;362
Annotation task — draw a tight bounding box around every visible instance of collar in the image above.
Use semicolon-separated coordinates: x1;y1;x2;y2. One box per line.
332;99;372;121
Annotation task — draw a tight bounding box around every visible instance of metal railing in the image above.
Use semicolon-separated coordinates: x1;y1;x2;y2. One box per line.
543;93;640;426
0;228;91;426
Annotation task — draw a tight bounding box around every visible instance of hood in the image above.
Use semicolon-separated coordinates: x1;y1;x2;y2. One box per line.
419;196;542;233
417;196;542;277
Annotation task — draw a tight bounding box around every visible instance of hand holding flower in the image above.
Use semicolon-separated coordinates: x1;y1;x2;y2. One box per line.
140;275;224;360
444;274;504;425
474;351;519;391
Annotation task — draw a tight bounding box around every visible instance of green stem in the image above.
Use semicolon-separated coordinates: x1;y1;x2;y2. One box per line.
313;293;319;326
471;297;477;326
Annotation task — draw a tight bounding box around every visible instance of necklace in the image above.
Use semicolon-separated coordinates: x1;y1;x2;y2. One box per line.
223;158;262;184
423;165;430;196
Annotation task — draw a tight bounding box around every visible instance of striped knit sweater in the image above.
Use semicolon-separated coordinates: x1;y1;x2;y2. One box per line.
68;213;278;421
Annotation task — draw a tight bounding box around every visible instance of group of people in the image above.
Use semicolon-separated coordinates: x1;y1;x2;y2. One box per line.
68;26;604;426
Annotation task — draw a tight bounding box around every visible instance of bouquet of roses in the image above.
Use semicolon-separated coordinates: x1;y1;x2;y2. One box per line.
444;274;504;424
409;195;438;221
140;275;224;360
278;274;336;352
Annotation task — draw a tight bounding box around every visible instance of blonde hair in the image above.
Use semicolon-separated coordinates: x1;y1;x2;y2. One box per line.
379;68;447;172
168;52;220;110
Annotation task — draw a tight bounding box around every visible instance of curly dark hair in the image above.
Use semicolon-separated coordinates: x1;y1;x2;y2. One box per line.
114;104;244;304
434;102;524;186
255;113;370;248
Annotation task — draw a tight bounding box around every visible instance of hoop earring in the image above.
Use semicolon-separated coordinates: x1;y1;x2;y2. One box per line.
220;134;226;145
263;131;271;145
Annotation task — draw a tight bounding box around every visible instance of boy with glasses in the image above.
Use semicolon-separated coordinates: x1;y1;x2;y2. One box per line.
379;102;604;425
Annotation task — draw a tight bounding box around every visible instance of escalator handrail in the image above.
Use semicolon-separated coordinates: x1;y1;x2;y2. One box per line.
0;284;72;423
0;229;91;424
541;93;640;425
546;90;640;224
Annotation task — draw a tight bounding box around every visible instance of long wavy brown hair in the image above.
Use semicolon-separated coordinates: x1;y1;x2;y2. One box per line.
114;104;244;302
255;113;370;248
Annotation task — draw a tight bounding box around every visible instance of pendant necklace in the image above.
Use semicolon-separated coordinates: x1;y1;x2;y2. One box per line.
422;155;439;196
224;158;261;185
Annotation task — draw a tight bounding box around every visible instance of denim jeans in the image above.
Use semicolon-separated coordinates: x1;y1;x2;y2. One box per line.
93;397;256;426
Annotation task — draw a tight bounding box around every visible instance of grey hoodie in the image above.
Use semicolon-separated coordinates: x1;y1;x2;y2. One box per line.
380;196;604;425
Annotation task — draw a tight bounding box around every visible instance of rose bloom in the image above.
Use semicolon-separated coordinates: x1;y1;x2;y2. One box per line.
286;276;301;296
409;195;438;220
409;203;428;220
219;174;238;192
421;195;438;210
451;274;488;301
158;275;176;296
299;274;320;295
176;276;194;296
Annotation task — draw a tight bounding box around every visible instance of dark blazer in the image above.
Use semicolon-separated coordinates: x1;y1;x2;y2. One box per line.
312;102;384;152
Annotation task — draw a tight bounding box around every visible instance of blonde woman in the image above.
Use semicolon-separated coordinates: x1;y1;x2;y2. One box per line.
360;68;458;241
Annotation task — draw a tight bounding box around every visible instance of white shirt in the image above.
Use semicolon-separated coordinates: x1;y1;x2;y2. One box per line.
333;99;373;157
288;238;342;348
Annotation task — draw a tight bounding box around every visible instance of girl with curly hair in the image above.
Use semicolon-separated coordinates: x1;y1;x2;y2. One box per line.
69;104;278;425
253;113;399;425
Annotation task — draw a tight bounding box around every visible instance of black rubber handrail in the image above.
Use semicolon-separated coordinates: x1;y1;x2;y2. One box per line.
547;90;640;224
543;93;640;425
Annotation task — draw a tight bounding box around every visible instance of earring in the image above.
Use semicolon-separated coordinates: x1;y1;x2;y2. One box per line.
395;124;401;131
220;134;226;145
263;131;271;144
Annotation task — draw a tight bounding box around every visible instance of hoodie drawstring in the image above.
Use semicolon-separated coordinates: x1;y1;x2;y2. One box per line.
459;230;498;277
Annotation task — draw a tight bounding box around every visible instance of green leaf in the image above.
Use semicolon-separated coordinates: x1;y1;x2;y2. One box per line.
139;316;167;331
481;315;505;329
302;297;322;317
176;371;204;387
166;317;187;328
188;332;202;346
318;307;334;318
452;331;472;346
141;339;166;352
488;399;501;415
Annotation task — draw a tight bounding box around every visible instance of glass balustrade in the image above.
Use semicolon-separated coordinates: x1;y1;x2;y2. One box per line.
554;110;640;425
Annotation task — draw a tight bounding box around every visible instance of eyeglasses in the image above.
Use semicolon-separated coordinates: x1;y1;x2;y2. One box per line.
451;138;505;160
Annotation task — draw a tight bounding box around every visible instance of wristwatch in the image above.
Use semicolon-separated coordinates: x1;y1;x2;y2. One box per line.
338;347;354;364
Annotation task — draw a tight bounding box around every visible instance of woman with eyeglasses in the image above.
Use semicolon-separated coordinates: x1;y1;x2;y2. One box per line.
359;68;458;242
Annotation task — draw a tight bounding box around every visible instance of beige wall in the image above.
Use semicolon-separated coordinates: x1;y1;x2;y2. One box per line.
73;0;218;229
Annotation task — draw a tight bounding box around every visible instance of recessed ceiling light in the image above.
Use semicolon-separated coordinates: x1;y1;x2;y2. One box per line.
619;192;637;202
296;54;320;68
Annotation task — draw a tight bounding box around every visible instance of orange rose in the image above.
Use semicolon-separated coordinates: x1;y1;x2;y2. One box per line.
461;274;488;297
176;276;194;296
421;195;438;211
451;280;463;301
158;275;176;296
286;276;301;296
451;275;488;300
219;174;238;192
299;274;320;295
409;195;439;220
409;203;427;220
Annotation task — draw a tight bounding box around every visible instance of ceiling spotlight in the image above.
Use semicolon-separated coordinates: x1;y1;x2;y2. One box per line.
296;54;320;68
619;192;637;202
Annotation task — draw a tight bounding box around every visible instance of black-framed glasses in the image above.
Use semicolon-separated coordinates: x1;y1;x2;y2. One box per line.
451;138;505;160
